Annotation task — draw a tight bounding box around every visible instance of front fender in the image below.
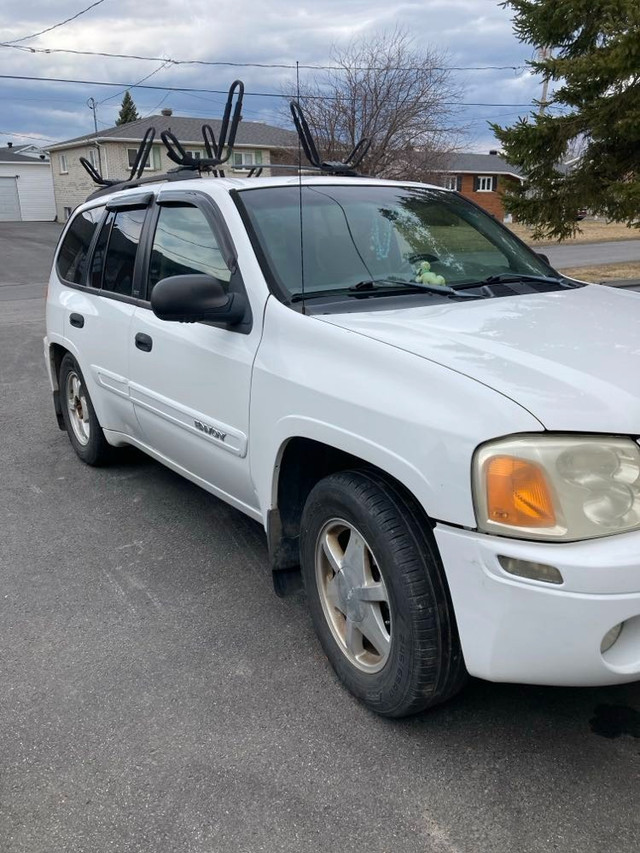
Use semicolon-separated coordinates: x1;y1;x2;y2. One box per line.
249;299;542;529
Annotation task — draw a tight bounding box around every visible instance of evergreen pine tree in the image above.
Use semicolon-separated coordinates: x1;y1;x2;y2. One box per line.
492;0;640;239
115;91;140;126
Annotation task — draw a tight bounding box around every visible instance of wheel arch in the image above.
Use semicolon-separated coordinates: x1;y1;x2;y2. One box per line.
267;434;436;595
47;341;71;429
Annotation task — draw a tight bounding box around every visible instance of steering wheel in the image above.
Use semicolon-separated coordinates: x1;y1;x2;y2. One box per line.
406;252;440;264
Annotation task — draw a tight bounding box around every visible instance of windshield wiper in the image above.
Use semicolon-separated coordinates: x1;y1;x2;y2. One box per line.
348;278;483;299
289;277;487;303
451;272;575;291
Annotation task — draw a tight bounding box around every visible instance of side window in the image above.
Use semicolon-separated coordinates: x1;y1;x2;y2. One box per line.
148;204;231;295
102;208;146;296
89;211;114;289
56;206;104;285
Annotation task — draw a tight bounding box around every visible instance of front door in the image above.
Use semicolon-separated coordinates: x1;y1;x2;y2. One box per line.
128;198;262;515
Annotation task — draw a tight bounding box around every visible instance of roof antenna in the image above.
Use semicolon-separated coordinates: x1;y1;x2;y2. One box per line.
296;60;306;314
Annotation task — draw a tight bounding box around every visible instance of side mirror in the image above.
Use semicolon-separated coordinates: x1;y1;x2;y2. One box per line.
150;274;246;325
536;252;551;266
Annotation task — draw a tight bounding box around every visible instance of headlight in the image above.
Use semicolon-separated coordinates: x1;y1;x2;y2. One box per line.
473;435;640;541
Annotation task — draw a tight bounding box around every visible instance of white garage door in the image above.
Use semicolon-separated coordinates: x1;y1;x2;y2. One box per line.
0;177;21;221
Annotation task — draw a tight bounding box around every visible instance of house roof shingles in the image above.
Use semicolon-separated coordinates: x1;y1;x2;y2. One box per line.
49;115;299;150
0;148;49;163
445;152;522;178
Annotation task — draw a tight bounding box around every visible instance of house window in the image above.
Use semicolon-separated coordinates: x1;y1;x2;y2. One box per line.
476;176;494;192
88;148;100;169
443;175;457;190
127;146;161;171
233;150;263;169
59;154;68;174
187;150;201;160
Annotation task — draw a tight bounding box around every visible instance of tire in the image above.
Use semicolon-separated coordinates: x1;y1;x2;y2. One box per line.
59;353;112;466
300;469;467;717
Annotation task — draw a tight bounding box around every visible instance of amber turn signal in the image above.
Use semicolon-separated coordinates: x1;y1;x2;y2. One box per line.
485;455;556;528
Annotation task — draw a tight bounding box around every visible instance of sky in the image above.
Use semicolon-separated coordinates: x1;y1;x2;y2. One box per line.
0;0;547;152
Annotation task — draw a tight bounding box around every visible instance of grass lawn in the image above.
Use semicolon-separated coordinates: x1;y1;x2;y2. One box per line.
558;261;640;281
508;220;639;246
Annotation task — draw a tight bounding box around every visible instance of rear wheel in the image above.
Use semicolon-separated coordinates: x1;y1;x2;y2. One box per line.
59;353;112;466
300;469;467;717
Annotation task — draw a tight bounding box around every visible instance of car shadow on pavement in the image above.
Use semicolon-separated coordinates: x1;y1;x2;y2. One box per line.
104;445;640;743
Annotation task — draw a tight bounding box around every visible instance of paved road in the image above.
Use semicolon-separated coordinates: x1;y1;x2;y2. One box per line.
544;239;640;269
1;223;639;853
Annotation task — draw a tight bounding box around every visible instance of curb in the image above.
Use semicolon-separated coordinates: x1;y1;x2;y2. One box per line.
602;279;640;288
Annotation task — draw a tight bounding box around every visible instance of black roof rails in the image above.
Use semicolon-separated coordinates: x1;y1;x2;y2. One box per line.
289;101;371;177
161;80;244;177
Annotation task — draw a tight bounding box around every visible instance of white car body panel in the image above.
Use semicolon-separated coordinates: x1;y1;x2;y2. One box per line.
249;296;542;528
44;175;640;688
321;284;640;433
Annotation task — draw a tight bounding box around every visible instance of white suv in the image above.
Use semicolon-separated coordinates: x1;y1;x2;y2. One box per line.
45;175;640;717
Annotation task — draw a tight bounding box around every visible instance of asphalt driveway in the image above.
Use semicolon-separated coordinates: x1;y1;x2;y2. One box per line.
1;222;639;853
544;239;640;270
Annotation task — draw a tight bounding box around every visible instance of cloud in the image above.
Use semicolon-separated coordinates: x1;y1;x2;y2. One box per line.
0;0;540;150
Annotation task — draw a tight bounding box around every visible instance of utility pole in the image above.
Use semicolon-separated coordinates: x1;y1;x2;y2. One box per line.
538;46;552;116
86;97;102;172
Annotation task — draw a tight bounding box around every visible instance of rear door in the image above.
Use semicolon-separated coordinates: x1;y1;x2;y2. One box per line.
59;196;152;437
128;192;260;514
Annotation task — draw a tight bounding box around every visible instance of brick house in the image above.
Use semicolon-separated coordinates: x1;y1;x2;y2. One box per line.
435;152;524;221
47;109;299;221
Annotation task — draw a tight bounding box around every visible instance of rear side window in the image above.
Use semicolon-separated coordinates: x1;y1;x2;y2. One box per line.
102;208;146;296
148;204;231;295
56;207;104;284
89;211;114;289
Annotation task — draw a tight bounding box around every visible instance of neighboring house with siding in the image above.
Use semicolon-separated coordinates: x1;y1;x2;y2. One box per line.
47;109;299;221
0;143;56;221
434;151;524;221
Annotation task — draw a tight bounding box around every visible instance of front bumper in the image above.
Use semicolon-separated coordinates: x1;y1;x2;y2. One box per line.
435;524;640;686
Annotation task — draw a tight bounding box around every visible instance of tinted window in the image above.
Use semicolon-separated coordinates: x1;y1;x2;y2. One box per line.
238;185;553;298
57;207;104;284
89;211;114;289
148;205;230;294
102;208;146;296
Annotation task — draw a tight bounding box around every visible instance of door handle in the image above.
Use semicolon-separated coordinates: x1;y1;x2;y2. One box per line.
135;332;153;352
69;313;84;328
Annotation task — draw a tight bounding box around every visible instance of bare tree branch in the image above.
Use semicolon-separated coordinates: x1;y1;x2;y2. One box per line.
282;29;465;178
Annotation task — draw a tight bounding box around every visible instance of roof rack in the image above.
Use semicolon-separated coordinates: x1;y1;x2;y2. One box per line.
80;128;159;198
78;81;372;202
289;101;371;177
80;81;246;200
161;79;244;176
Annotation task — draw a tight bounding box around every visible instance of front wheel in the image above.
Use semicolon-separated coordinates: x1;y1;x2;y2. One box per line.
300;470;467;717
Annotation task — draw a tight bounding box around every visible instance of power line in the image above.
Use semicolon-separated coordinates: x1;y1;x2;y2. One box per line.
4;0;107;46
97;60;171;105
0;73;537;106
0;41;527;73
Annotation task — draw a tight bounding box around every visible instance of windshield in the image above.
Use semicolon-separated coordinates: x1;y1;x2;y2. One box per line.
237;184;556;301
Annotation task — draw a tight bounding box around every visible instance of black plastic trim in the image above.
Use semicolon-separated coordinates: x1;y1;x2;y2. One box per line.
106;191;154;211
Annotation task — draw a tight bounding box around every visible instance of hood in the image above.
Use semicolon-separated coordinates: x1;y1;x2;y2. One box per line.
319;285;640;433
